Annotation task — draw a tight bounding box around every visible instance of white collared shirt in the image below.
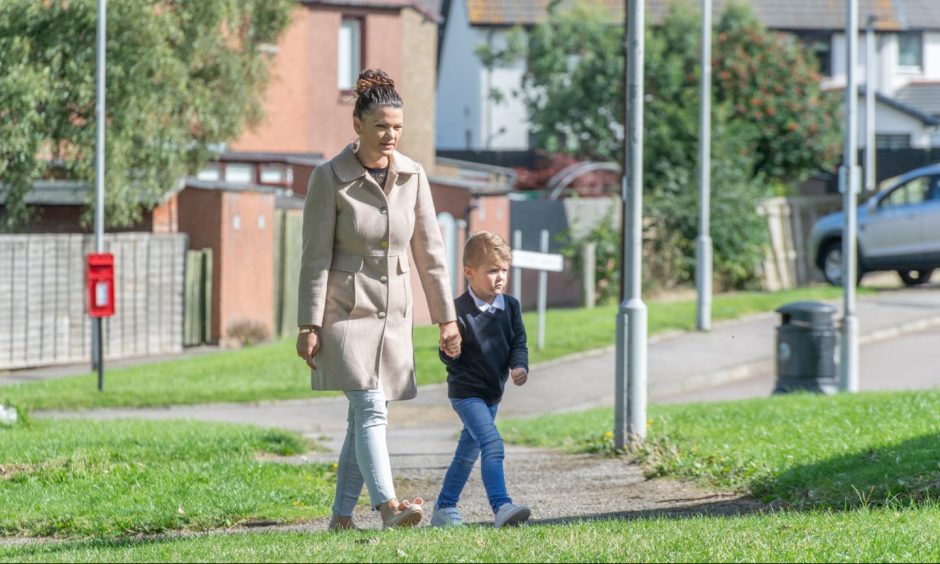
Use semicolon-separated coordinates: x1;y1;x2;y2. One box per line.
468;287;505;313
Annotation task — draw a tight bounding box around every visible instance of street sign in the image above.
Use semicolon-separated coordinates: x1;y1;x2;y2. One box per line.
512;249;564;272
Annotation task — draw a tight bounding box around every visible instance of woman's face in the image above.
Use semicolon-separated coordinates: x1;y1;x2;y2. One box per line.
354;106;404;162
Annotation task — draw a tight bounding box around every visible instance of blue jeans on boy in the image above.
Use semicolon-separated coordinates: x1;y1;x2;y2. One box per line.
436;397;512;514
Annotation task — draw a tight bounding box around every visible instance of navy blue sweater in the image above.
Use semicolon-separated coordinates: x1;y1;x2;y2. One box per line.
440;292;529;405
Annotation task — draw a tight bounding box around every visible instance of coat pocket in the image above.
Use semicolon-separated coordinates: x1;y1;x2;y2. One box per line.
325;269;356;316
397;255;412;318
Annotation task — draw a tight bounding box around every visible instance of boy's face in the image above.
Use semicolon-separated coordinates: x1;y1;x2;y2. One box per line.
464;259;509;303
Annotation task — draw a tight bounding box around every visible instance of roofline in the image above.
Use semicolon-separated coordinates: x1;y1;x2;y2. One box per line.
864;86;940;126
428;175;515;196
300;0;441;23
183;178;284;194
217;151;325;167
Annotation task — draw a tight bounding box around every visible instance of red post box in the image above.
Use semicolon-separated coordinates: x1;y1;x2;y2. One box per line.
87;253;116;318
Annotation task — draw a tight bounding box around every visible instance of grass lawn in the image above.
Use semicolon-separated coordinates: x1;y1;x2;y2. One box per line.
0;418;333;538
501;390;940;508
2;504;939;562
2;389;938;562
1;286;855;411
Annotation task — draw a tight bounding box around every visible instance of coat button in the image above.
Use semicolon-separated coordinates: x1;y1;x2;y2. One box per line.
380;275;388;283
379;241;389;249
377;311;386;319
379;206;388;214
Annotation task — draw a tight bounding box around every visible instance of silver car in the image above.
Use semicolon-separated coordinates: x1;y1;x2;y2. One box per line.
811;163;940;286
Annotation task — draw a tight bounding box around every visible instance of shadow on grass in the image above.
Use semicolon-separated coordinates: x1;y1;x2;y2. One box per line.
752;432;940;508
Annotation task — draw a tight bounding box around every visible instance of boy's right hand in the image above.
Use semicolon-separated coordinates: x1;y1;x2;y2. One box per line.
511;368;528;386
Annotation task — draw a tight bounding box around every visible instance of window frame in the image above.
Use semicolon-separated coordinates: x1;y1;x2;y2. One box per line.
337;16;365;94
897;31;923;72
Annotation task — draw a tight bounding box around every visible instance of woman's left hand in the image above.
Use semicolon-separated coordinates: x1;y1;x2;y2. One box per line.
439;321;461;357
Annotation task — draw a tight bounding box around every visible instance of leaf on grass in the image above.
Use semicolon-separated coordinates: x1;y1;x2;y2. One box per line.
178;505;185;515
396;548;407;558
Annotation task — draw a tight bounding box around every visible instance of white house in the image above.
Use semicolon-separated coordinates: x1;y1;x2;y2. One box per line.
436;0;940;154
436;0;550;151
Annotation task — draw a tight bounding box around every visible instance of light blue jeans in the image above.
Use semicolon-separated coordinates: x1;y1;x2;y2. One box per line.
331;390;397;517
436;397;512;514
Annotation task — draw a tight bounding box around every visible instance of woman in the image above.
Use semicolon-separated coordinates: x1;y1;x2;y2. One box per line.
296;69;461;530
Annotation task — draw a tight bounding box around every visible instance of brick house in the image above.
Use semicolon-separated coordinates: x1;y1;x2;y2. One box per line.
228;0;442;177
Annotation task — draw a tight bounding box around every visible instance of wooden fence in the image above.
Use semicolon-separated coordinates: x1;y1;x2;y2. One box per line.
183;248;213;346
0;233;186;370
273;209;303;337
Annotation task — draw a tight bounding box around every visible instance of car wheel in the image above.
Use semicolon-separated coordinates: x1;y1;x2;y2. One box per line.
898;269;934;287
820;240;864;286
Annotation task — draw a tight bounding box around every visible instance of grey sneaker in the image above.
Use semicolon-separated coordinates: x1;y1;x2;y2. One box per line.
431;506;464;528
494;503;530;528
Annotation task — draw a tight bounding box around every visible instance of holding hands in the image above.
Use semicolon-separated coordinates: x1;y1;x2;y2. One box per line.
439;321;462;358
511;367;528;386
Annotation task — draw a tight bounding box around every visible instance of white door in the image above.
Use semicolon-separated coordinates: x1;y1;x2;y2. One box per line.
860;175;930;259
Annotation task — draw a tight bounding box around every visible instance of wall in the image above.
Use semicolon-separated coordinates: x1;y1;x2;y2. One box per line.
229;5;412;162
436;0;482;150
219;191;276;341
398;8;438;171
478;28;530;150
177;188;224;339
831;31;940;95
230;6;317;154
0;233;186;371
510;198;620;310
858;93;936;149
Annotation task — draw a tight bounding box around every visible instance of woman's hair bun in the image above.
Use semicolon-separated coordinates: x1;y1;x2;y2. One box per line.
355;69;395;96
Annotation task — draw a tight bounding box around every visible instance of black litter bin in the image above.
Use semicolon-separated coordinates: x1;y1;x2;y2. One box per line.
773;301;838;394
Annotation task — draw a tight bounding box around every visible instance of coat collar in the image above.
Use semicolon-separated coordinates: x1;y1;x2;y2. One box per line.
332;142;420;183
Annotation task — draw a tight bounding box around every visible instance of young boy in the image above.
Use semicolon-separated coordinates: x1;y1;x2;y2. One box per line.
432;231;531;528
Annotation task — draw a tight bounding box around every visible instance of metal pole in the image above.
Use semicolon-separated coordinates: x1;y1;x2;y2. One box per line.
94;0;107;391
865;16;876;192
537;230;549;351
695;0;713;332
841;0;860;393
615;0;647;449
512;229;522;304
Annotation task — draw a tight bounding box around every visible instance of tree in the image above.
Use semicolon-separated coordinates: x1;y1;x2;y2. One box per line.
0;0;295;230
713;4;842;184
479;1;842;289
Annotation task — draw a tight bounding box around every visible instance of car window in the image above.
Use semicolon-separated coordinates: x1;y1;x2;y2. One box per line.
881;176;929;208
929;176;940;202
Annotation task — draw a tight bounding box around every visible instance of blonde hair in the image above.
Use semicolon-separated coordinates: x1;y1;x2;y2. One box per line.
463;231;512;267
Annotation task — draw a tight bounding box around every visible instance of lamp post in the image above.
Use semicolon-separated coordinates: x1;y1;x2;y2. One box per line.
695;0;713;332
840;0;860;393
93;0;107;391
615;0;648;449
865;15;877;192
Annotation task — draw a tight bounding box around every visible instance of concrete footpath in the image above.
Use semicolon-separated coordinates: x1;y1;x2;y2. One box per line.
33;285;940;458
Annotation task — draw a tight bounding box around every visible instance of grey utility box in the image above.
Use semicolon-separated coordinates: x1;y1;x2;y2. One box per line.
773;301;838;394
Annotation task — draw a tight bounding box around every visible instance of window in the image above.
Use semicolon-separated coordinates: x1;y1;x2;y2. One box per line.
897;31;923;69
929;176;940;202
875;134;912;149
796;32;832;76
196;164;222;181
260;164;290;185
882;176;929;208
225;164;254;184
338;18;362;91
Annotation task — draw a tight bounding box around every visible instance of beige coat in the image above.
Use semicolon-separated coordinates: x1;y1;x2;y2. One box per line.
297;144;456;401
